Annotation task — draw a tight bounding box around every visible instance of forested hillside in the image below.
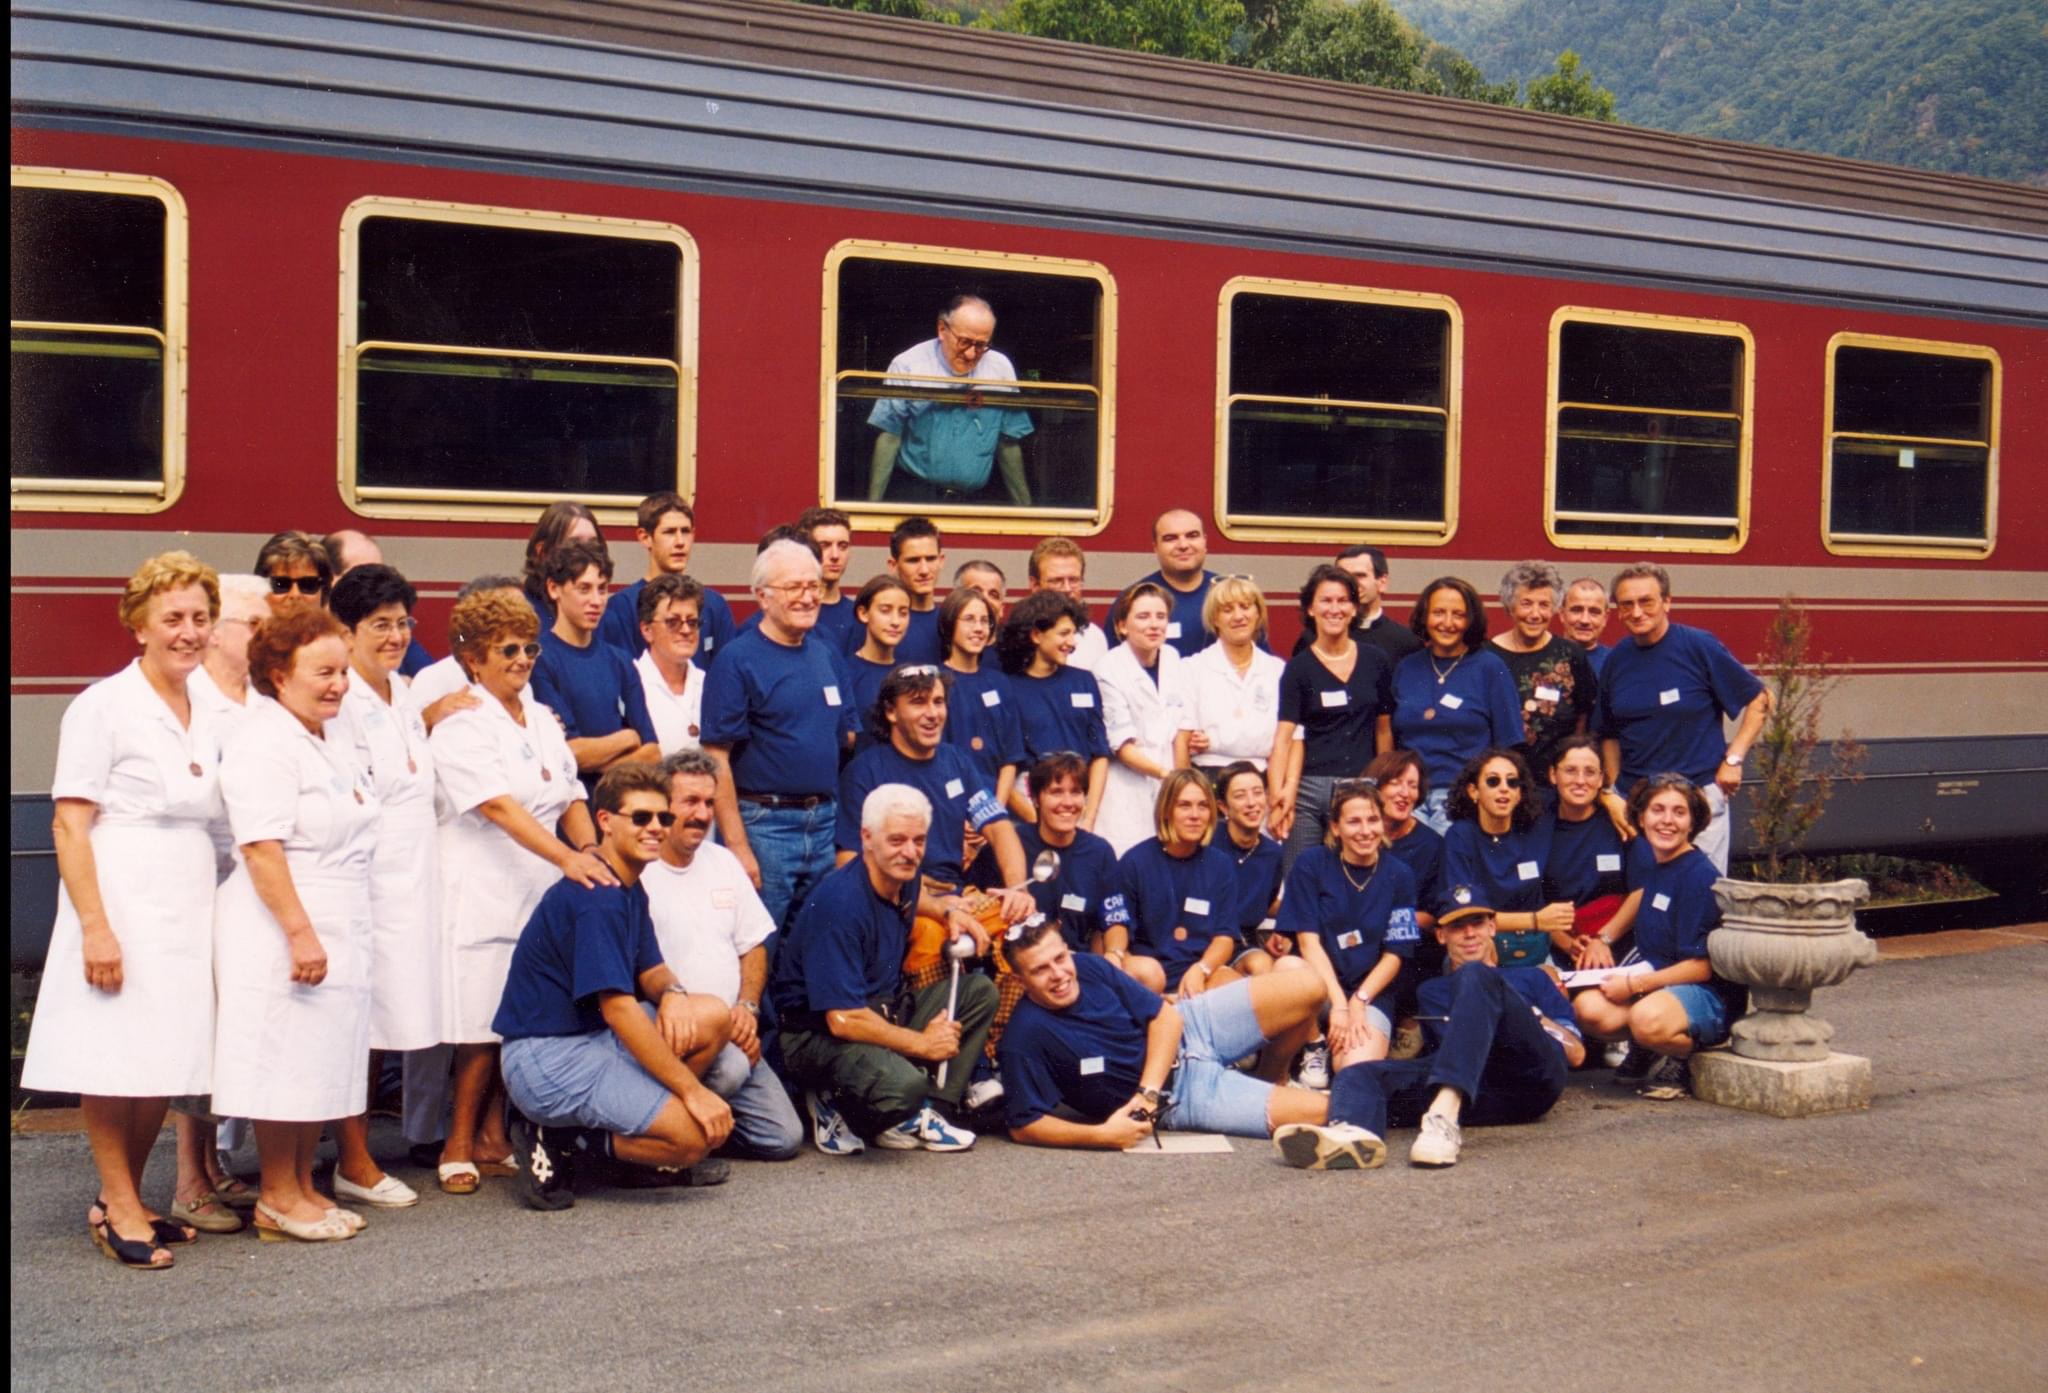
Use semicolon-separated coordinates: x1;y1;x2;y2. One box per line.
1393;0;2047;185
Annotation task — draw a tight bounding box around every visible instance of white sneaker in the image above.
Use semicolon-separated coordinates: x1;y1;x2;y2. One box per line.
876;1106;976;1152
1410;1111;1463;1167
963;1075;1005;1111
806;1091;866;1156
1273;1121;1386;1171
1604;1041;1631;1069
1293;1041;1331;1091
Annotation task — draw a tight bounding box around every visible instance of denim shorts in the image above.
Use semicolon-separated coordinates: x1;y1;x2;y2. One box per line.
501;1006;670;1139
1159;980;1278;1138
1664;983;1732;1048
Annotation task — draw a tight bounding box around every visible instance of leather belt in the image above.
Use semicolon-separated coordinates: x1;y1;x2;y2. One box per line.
737;790;834;810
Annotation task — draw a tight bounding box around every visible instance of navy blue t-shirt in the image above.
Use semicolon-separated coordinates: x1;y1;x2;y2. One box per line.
836;741;1007;887
1586;642;1614;680
700;627;857;797
999;951;1163;1130
1278;644;1397;779
1440;819;1554;968
767;857;917;1024
851;606;943;668
1417;964;1578;1050
1017;821;1120;951
1221;831;1285;941
1596;622;1763;786
943;664;1026;788
493;879;660;1042
1104;839;1239;979
845;653;895;756
1275;846;1420;995
400;636;433;678
1011;665;1112;763
597;579;736;668
1539;810;1629;906
1389;648;1525;790
531;627;658;750
1384;821;1445;919
1121;569;1219;659
1627;846;1723;970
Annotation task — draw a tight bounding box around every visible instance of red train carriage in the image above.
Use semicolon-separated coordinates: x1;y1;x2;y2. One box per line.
11;0;2046;945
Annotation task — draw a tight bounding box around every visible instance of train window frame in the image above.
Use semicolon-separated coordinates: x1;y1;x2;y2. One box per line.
1822;331;2000;561
337;195;699;526
1213;276;1463;547
1544;306;1755;555
10;166;189;516
820;239;1117;538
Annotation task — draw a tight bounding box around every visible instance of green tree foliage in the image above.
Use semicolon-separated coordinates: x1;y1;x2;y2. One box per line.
800;0;952;18
1523;50;1615;121
998;0;1247;63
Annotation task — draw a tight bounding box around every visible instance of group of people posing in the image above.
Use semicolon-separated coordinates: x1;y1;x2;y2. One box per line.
23;495;1771;1270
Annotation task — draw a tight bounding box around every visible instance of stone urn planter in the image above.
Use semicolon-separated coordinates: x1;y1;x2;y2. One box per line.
1692;877;1879;1116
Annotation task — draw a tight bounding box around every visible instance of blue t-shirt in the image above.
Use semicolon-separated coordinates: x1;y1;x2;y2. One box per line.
768;857;917;1024
1389;648;1525;790
400;637;433;678
1627;846;1723;970
814;596;860;652
1222;831;1285;940
1596;622;1763;786
1010;665;1111;763
1104;839;1239;979
1416;963;1579;1051
848;606;943;669
700;628;857;797
1277;644;1396;779
1441;819;1554;968
530;628;658;750
1586;642;1614;680
845;653;895;755
1384;822;1445;919
1017;821;1120;951
944;665;1026;788
1275;846;1420;995
836;742;1006;887
1121;570;1219;659
597;579;737;669
999;951;1162;1130
493;879;660;1042
1539;811;1629;906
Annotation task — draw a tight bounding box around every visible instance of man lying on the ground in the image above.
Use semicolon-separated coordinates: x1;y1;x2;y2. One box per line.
1286;890;1585;1171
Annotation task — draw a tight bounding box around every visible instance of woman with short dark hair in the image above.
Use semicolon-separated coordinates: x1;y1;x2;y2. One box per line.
999;590;1109;828
1268;565;1395;869
1390;577;1523;833
520;500;603;626
253;530;333;615
1440;747;1569;971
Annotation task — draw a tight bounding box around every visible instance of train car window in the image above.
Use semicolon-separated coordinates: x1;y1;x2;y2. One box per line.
824;241;1114;536
1546;309;1753;553
341;198;697;523
1216;279;1461;545
10;169;187;514
1825;334;1999;559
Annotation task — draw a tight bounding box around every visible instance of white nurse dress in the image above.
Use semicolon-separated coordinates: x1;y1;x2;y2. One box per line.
1095;642;1189;856
22;662;222;1098
431;686;583;1043
337;673;442;1052
210;696;380;1122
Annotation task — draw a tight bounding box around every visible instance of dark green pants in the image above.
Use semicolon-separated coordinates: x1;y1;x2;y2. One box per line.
781;975;998;1137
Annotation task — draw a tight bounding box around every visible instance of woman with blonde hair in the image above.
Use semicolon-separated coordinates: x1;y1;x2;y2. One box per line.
23;553;223;1270
1176;575;1284;775
1101;769;1240;999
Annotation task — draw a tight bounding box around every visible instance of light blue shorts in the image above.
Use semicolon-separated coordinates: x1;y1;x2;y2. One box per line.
1664;983;1733;1048
501;1005;670;1139
1159;980;1279;1138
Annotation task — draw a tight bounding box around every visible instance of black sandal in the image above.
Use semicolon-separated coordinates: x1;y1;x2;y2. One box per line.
93;1196;197;1248
88;1215;174;1272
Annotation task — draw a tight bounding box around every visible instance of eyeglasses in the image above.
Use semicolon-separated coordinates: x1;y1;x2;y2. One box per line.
495;641;543;661
656;615;701;634
940;322;992;354
361;617;417;637
1481;775;1522;789
623;809;679;829
765;581;824;599
268;575;324;596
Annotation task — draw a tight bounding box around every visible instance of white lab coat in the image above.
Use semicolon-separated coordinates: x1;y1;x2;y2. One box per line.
336;673;442;1051
211;696;380;1121
1095;642;1188;856
431;685;584;1043
1180;641;1287;772
22;662;223;1098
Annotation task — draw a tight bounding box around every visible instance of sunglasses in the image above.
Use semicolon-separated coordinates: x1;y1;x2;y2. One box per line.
268;575;324;596
655;615;701;633
1482;775;1522;789
495;641;543;661
623;809;678;829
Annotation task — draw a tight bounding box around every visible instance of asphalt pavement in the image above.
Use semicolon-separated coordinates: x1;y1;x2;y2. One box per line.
11;941;2047;1393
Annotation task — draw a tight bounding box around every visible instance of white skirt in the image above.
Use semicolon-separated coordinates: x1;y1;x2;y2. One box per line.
368;800;443;1052
438;822;562;1044
211;866;373;1122
21;822;215;1098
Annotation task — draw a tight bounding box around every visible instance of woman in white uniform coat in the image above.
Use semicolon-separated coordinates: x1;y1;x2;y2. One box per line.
1176;576;1286;775
23;553;222;1271
328;564;439;1211
1096;582;1191;856
212;607;380;1244
430;589;613;1194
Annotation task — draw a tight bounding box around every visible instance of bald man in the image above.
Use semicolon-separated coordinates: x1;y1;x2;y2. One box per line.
1123;508;1222;660
867;294;1034;506
324;527;432;676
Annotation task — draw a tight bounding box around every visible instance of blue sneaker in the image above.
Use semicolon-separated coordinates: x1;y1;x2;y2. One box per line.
876;1106;976;1153
805;1091;865;1157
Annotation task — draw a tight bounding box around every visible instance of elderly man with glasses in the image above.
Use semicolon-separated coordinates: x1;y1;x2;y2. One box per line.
867;294;1034;506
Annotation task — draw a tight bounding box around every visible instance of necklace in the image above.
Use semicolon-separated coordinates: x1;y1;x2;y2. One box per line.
1429;651;1465;685
1341;856;1380;893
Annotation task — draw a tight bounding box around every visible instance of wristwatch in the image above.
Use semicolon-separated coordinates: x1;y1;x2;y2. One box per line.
1139;1086;1163;1106
737;999;759;1015
1723;752;1745;768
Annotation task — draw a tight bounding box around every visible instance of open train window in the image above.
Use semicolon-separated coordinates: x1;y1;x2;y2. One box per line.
823;241;1113;535
1546;309;1753;553
340;198;697;523
1216;278;1461;545
1824;334;1999;559
10;169;187;514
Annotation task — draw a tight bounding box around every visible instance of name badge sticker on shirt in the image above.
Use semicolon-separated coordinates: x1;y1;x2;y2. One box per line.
1659;688;1682;706
945;778;965;799
1516;860;1541;881
1071;692;1095;709
1652;892;1672;911
1060;893;1088;912
1536;685;1562;702
1183;897;1211;916
1319;690;1348;708
1597;853;1623;873
1440;693;1465;710
1336;929;1363;950
1079;1056;1105;1076
1166;622;1183;639
824;686;842;707
981;689;1002;708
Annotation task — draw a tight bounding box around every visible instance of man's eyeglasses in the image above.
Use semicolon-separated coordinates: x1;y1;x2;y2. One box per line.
623;809;678;829
1482;775;1522;789
765;581;824;599
495;641;543;661
941;321;992;354
361;617;418;638
268;575;324;596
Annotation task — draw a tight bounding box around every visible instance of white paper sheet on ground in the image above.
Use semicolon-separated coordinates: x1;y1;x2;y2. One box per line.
1557;962;1654;991
1123;1132;1235;1153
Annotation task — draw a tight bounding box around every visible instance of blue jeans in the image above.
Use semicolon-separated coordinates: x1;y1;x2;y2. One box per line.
1159;980;1280;1138
1280;773;1339;879
739;799;839;937
702;1043;804;1160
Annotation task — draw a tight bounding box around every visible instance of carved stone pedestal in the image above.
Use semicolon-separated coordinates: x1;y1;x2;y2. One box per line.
1690;1049;1871;1118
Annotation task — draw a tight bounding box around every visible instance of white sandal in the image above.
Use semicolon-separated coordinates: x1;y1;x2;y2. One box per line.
437;1161;481;1195
254;1202;356;1244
